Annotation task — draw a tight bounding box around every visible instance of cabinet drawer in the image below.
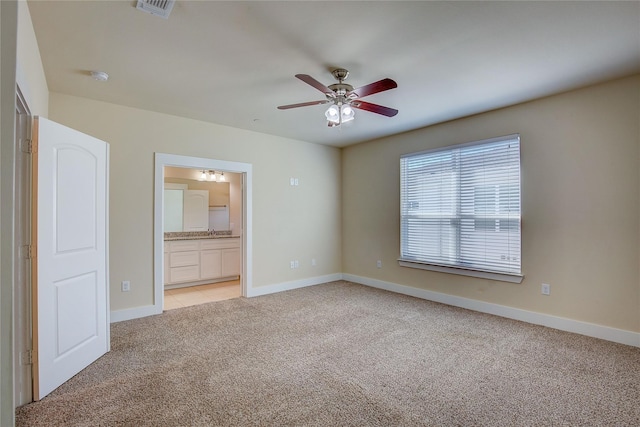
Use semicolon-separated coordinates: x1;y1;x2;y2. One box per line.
200;239;239;250
170;250;199;267
170;240;200;252
169;265;200;283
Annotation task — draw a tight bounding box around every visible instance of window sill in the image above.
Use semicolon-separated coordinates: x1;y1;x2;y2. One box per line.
398;259;524;284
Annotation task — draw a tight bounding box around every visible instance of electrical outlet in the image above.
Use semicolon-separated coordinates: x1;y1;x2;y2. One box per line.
290;261;295;269
541;283;550;295
376;260;382;268
121;280;131;292
294;260;299;268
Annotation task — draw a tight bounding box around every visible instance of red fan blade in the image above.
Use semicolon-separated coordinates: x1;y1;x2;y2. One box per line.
347;78;397;99
351;100;398;117
295;74;335;96
277;100;329;110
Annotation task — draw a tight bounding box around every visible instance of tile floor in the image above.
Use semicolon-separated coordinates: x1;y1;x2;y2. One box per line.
164;279;241;310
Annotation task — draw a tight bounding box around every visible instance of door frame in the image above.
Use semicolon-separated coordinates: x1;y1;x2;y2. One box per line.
14;86;32;406
153;153;252;311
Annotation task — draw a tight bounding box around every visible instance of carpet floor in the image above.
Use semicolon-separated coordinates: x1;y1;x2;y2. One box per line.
16;281;640;426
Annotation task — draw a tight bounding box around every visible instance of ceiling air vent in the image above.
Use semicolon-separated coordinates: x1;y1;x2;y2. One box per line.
136;0;175;19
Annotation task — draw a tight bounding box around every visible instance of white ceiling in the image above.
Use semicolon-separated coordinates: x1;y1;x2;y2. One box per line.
28;1;640;148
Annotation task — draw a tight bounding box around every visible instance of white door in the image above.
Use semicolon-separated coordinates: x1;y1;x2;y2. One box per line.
32;117;109;400
183;189;209;231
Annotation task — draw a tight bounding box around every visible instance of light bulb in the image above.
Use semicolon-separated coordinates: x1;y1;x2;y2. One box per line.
219;172;226;182
200;171;207;180
208;171;216;181
325;105;340;123
341;105;355;123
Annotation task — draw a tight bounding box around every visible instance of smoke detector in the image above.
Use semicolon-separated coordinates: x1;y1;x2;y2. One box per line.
136;0;175;19
90;71;109;82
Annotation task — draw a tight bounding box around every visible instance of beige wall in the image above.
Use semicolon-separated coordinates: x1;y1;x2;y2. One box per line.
0;2;19;424
16;0;47;116
49;93;342;311
342;75;640;333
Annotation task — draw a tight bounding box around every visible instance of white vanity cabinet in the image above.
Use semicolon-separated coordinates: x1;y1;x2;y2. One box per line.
165;238;241;287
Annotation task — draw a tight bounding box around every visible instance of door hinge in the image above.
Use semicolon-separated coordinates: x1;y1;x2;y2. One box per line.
21;350;33;366
23;244;36;259
21;139;33;154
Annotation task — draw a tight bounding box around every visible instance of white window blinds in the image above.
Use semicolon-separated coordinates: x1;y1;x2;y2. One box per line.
400;134;521;276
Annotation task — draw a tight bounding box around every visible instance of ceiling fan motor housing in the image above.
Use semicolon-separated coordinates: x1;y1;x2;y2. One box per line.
331;68;350;82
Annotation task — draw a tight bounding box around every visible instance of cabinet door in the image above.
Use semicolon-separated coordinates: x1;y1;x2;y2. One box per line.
183;190;209;231
200;249;222;280
222;248;241;277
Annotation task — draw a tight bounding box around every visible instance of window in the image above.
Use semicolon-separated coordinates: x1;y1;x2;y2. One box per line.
399;134;522;282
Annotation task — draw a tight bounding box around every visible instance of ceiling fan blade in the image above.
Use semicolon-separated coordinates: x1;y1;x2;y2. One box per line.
347;78;397;99
295;74;335;96
277;100;329;110
351;100;398;117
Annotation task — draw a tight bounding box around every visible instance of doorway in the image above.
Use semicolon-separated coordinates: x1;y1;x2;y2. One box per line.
162;166;243;309
153;153;253;314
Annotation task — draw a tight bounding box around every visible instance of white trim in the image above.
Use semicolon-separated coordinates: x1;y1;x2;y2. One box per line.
343;273;640;348
246;274;343;298
153;153;253;315
104;143;111;343
110;273;341;322
110;304;162;323
400;133;520;158
398;260;523;284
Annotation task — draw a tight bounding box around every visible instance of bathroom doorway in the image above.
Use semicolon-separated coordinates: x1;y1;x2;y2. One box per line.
162;166;243;310
153;153;253;314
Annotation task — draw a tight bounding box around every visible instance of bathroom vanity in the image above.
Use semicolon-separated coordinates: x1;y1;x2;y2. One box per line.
164;232;241;289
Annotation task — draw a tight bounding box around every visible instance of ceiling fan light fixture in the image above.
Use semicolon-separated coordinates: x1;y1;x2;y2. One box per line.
325;105;340;123
341;105;355;122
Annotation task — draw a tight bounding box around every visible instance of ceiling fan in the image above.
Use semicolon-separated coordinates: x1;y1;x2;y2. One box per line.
277;68;398;127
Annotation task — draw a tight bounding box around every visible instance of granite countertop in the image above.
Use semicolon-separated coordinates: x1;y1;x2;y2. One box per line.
164;231;240;241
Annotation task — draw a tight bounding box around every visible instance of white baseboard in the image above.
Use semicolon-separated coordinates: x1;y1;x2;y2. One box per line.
111;304;162;323
343;273;640;348
246;273;343;297
110;273;342;323
110;273;640;348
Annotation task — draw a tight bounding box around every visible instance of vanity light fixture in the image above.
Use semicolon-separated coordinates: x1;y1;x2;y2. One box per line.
208;170;216;181
219;172;226;182
200;170;207;180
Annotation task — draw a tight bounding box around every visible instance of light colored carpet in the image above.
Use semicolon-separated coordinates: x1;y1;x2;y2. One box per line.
16;281;640;426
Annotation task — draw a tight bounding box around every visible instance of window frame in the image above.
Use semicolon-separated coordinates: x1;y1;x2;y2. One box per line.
398;134;523;284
